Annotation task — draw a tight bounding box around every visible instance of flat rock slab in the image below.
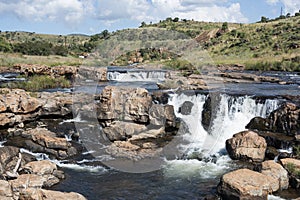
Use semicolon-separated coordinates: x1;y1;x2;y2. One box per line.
218;168;279;200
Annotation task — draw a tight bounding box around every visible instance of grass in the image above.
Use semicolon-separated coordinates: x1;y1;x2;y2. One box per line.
4;75;71;92
0;53;82;67
1;15;299;72
286;163;300;178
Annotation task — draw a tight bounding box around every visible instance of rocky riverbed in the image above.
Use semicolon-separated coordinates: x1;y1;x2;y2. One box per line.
0;64;299;199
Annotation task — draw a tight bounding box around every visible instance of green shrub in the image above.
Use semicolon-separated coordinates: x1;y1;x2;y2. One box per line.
7;75;71;91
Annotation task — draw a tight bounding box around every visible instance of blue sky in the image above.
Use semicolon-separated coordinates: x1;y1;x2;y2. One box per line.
0;0;299;35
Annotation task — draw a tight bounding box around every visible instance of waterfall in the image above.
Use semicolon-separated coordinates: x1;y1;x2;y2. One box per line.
107;70;167;82
168;93;279;156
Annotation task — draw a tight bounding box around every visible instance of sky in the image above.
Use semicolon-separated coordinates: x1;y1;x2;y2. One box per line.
0;0;299;35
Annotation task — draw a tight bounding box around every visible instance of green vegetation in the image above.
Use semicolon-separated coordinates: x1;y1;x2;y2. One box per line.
286;163;300;178
294;145;300;159
0;13;299;72
4;75;71;92
0;53;82;67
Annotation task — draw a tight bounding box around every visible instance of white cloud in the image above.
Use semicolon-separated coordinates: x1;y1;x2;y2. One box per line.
0;0;93;27
149;0;248;23
266;0;279;4
0;0;249;31
266;0;300;14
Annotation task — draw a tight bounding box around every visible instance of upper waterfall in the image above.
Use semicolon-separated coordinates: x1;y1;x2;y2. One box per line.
107;67;168;82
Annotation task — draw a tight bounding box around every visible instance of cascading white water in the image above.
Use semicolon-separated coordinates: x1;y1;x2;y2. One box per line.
164;92;279;178
107;70;167;82
168;93;279;155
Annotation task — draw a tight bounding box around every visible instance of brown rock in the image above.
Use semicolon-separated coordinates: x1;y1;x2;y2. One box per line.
19;188;87;200
10;174;45;192
217;169;279;200
102;121;147;141
280;158;300;171
149;104;176;128
1;89;41;114
76;66;107;82
0;180;13;200
18;128;75;159
247;103;300;136
24;128;70;150
98;86;152;123
226;131;267;162
22;160;57;176
261;160;289;190
0;146;20;175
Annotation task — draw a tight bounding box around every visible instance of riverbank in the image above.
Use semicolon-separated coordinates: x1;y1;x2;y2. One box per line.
0;65;299;199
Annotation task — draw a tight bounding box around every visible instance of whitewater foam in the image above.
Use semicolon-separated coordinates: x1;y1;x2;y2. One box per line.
168;93;279;155
20;148;107;173
107;70;167;82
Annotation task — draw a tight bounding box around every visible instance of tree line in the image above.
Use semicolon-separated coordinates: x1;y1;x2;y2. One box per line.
0;29;111;56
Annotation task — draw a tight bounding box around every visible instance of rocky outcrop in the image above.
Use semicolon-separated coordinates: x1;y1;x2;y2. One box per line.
97;86;152;125
37;92;74;117
12;64;108;83
247;103;300;137
280;158;300;189
19;189;87;200
0;88;92;128
97;86;178;160
217;168;279;200
0;146;35;179
76;66;107;82
15;64;78;79
226;131;267;162
102;121;146;141
0;180;13;199
260;160;289;190
7;128;77;159
0;89;41;127
21;160;64;187
0;147;85;200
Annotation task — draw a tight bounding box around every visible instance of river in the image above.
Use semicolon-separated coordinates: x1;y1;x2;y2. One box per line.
2;69;300;199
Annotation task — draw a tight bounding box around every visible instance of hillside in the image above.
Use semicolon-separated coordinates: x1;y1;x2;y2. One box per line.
0;15;299;71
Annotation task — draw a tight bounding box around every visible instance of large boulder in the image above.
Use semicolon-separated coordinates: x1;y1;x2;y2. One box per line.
102;121;146;141
280;158;300;189
19;188;87;200
217;168;279;200
8;128;77;159
97;86;152;124
226;131;267;162
0;180;13;200
38;92;74;117
149;104;176;128
0;88;41;114
22;160;64;187
0;89;41;127
0;146;35;179
261;160;289;190
76;66;107;82
247;103;300;137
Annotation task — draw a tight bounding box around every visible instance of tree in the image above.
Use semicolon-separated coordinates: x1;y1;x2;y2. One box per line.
101;29;109;39
165;17;172;22
286;13;291;18
221;22;228;32
173;17;179;22
260;16;268;23
140;21;146;27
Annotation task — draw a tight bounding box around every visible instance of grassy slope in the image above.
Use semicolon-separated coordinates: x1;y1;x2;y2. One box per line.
0;31;89;45
142;16;300;71
0;16;299;71
206;17;300;70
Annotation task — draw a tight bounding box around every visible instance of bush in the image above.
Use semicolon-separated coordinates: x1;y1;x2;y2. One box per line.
7;75;71;91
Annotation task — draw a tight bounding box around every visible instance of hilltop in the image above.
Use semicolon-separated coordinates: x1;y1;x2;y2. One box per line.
0;14;299;71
